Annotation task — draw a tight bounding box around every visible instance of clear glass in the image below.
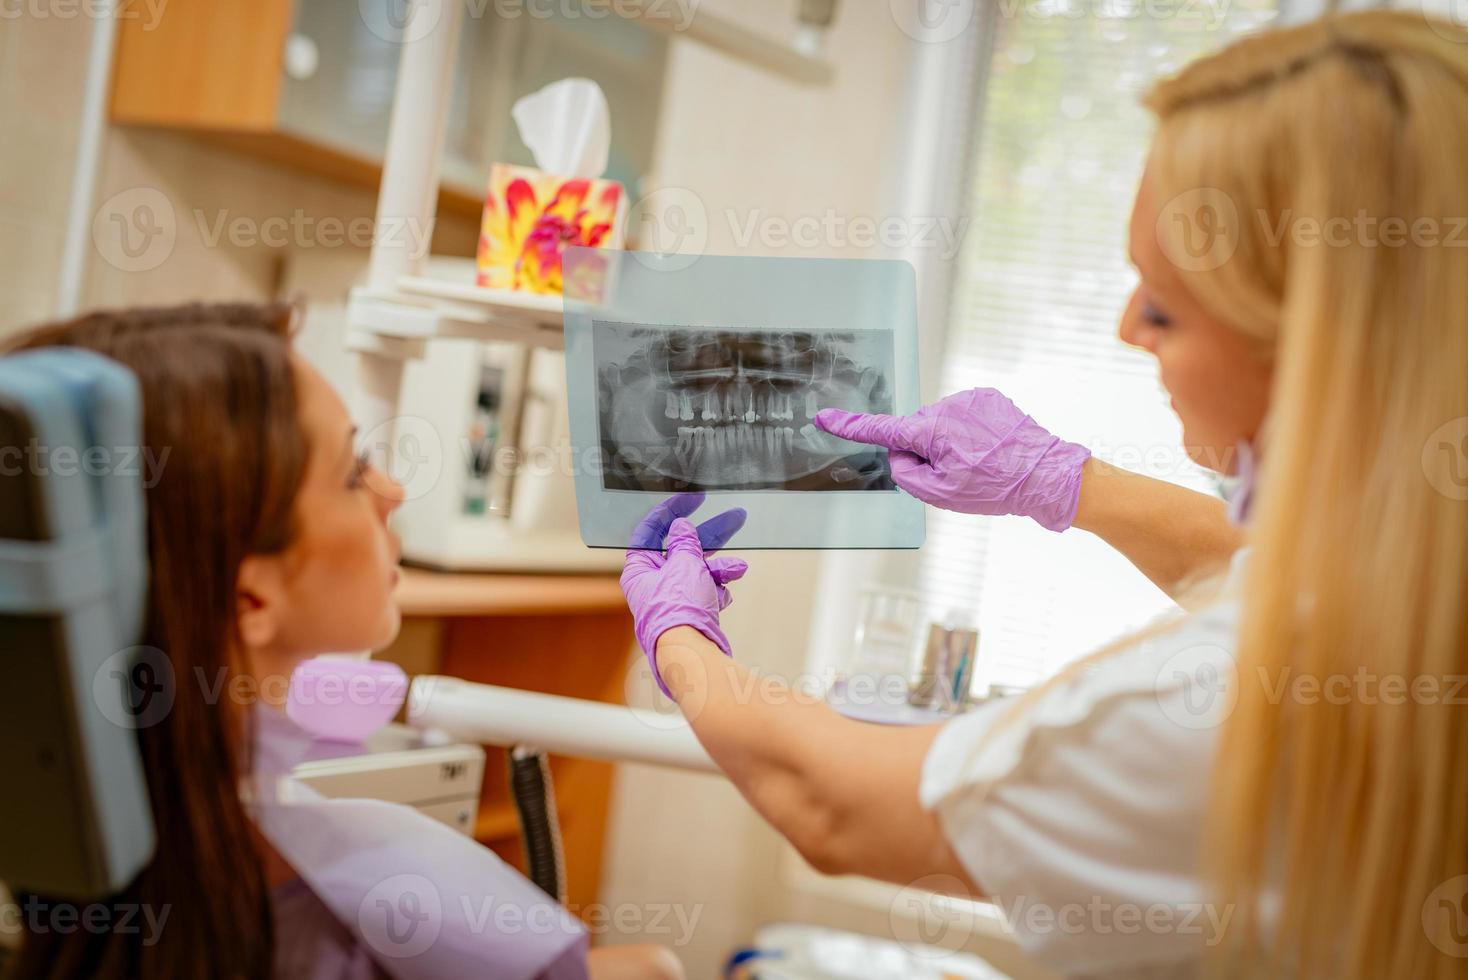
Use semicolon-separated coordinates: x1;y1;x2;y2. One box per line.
850;588;923;681
563;249;926;550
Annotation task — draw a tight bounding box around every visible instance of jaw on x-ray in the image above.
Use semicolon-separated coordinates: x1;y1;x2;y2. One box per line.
562;248;926;550
595;323;895;493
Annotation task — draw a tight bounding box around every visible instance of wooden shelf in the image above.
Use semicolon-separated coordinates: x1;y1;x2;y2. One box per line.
394;567;626;618
396;276;565;326
188;129;487;221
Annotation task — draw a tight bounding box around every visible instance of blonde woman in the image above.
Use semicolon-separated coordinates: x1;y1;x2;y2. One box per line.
619;11;1468;979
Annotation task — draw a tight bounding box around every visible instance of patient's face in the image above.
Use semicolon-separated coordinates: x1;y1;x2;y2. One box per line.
238;358;404;683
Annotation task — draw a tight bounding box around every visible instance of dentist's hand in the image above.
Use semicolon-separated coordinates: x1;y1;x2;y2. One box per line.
623;498;749;698
815;388;1091;531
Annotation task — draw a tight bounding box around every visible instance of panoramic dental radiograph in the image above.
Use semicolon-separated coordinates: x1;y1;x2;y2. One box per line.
594;323;896;493
562;247;926;550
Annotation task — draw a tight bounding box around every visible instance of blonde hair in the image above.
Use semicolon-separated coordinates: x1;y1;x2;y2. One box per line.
1141;11;1468;977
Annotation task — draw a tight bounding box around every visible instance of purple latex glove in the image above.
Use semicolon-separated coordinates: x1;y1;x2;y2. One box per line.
815;388;1091;532
622;517;748;698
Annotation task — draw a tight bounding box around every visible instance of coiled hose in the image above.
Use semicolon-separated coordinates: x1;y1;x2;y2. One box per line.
507;745;566;903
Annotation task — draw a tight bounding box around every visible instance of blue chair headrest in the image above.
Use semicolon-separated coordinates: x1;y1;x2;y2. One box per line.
0;347;155;898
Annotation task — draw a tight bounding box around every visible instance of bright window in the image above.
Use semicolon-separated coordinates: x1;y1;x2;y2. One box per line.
919;0;1279;692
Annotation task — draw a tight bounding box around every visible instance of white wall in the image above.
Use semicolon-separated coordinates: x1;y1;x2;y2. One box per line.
0;14;91;332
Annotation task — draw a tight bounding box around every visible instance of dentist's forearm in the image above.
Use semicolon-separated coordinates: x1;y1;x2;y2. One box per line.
654;627;848;858
653;627;976;889
1071;457;1242;603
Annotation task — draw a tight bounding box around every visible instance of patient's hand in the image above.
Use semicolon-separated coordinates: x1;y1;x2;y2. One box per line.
586;944;685;980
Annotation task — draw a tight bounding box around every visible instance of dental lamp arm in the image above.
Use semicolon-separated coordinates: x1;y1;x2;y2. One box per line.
1071;457;1243;605
653;626;982;895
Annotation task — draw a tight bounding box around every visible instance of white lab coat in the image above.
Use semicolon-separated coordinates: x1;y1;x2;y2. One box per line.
921;552;1249;979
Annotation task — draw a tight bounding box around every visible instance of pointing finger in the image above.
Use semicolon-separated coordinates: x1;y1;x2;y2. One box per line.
813;409;921;454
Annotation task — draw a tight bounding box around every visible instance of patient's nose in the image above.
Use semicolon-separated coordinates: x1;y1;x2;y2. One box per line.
367;466;406;517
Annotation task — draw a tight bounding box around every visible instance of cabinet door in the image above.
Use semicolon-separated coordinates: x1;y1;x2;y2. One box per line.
278;3;669;194
111;0;294;130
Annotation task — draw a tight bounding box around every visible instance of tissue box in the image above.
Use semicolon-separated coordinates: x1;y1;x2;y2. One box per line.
476;163;625;295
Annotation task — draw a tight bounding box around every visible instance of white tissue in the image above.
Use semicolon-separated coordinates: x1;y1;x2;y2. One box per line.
511;78;612;179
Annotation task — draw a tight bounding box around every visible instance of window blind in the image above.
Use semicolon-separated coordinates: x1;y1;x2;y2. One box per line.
919;0;1278;693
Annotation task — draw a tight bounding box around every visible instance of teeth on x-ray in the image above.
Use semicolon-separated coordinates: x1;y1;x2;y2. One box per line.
595;324;897;493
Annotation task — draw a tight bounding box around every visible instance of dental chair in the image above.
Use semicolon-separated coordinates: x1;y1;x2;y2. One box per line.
0;349;154;901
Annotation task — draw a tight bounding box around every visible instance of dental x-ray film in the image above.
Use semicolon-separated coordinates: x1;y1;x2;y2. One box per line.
594;325;896;493
563;249;925;550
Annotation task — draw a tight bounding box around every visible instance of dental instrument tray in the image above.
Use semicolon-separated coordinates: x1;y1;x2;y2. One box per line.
563;249;925;549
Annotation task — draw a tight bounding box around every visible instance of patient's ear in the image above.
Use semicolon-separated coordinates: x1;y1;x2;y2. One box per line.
236;554;288;650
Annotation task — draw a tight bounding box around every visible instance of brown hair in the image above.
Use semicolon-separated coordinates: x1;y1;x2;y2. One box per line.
3;302;309;978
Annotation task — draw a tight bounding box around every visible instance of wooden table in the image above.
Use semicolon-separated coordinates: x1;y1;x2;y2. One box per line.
380;568;635;915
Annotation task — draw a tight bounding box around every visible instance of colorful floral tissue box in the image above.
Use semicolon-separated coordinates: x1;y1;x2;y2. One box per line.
476;163;624;295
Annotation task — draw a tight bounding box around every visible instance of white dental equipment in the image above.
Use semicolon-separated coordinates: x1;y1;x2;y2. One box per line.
404;677;716;774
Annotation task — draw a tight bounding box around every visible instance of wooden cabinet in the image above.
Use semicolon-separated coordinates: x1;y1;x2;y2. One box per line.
108;0;484;216
108;0;670;219
380;568;635;915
